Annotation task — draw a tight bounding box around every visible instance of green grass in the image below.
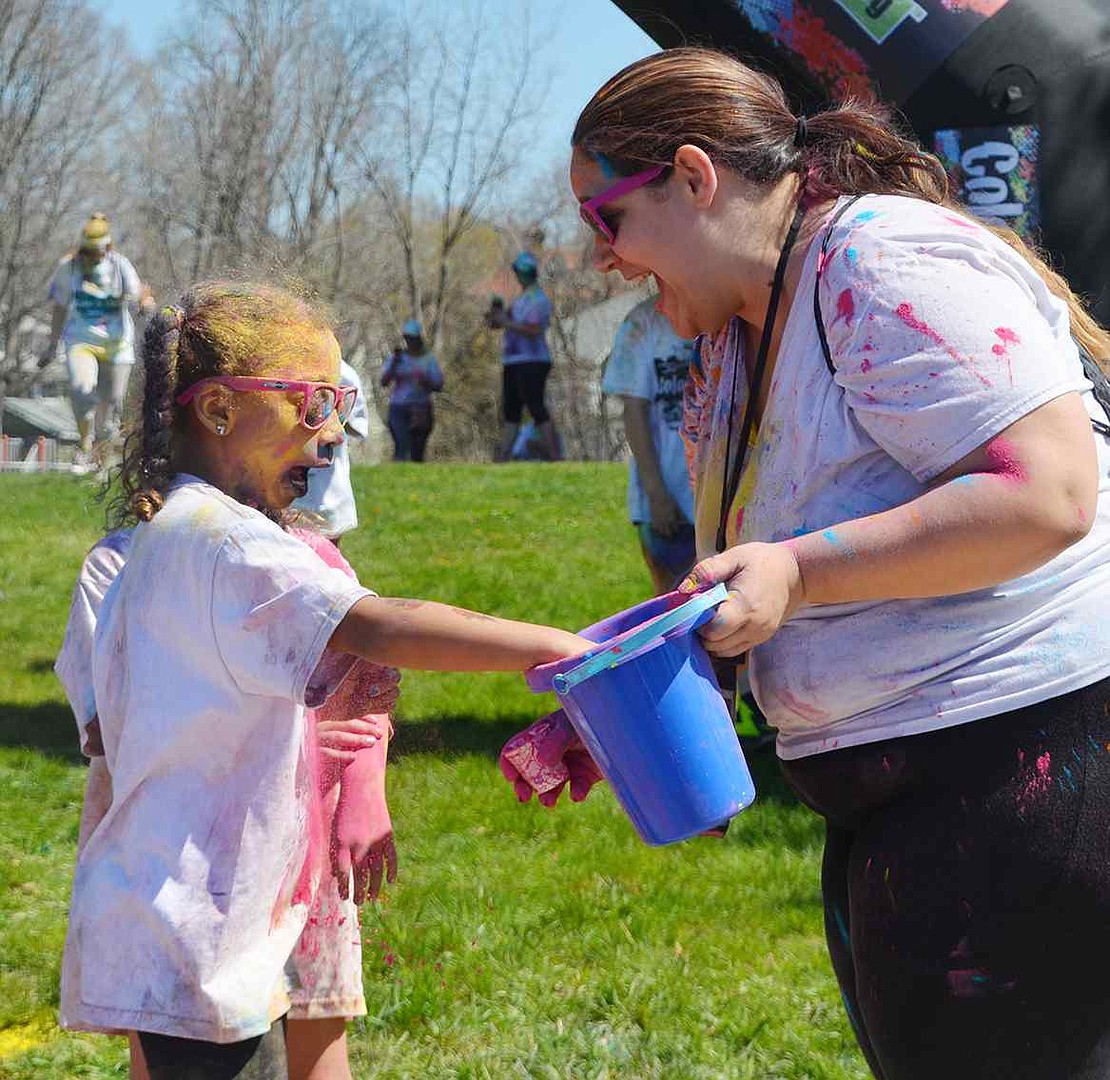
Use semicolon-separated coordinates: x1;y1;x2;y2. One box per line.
0;464;867;1079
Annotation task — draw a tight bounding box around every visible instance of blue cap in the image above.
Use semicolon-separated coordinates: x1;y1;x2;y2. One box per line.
401;319;423;337
511;251;538;277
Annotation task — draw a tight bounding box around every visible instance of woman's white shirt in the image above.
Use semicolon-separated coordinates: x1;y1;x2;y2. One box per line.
684;194;1110;759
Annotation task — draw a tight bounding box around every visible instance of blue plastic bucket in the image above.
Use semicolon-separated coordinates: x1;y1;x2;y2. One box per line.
526;584;756;845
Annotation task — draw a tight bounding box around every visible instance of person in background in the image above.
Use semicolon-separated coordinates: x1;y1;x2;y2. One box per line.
488;252;561;462
40;213;155;473
380;319;443;462
602;295;697;594
292;359;369;547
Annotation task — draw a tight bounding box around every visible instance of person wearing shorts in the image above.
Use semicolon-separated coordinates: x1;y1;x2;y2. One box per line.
41;213;153;473
490;252;561;461
602;295;696;593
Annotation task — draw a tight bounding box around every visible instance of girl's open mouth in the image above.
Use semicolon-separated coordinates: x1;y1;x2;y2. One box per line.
287;466;310;497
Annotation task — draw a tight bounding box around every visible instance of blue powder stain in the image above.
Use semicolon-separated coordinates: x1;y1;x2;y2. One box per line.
853;210;879;223
594;152;618;181
822;528;843;547
845;247;860;264
833;904;850;947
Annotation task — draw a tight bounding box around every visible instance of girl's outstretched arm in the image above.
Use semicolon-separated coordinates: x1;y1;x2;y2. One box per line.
329;597;589;672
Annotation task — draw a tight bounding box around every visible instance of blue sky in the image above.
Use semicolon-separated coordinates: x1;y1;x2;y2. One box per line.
92;0;658;176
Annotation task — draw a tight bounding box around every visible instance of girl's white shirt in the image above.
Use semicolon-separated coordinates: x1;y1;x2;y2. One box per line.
59;477;370;1041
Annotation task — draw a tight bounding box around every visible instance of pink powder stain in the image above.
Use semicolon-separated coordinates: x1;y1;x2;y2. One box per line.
775;687;830;723
860;358;873;374
833;288;855;328
1016;750;1052;813
991;327;1020;383
894;302;992;387
983;437;1028;484
941;0;1007;14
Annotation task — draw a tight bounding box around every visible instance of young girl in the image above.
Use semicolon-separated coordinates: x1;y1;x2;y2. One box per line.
60;281;586;1078
56;525;397;1080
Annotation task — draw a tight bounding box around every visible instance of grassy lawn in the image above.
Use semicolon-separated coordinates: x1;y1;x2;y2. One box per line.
0;464;867;1079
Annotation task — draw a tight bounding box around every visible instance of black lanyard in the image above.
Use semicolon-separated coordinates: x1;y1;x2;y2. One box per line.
716;203;807;553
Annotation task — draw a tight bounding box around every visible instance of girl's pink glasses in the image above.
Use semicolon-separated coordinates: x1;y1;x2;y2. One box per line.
579;164;668;244
176;376;357;430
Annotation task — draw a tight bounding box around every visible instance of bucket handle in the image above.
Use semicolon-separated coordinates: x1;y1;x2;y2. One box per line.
552;583;729;694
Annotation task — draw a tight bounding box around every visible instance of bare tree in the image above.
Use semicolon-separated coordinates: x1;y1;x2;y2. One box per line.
357;1;545;348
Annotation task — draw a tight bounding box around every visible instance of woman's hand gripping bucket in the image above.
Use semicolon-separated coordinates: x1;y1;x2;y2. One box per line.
517;584;756;845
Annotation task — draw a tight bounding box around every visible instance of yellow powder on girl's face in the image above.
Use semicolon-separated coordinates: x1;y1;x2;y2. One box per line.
217;329;345;513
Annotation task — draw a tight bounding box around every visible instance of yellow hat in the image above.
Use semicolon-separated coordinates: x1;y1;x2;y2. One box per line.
80;213;111;252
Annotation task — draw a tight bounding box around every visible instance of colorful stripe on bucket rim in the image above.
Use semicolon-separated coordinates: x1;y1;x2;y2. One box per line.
525;583;729;694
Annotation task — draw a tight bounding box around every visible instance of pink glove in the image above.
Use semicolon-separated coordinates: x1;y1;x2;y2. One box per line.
331;740;397;904
499;709;605;808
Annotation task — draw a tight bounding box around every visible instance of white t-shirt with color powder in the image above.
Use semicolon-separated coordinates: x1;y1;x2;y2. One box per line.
48;252;142;354
602;296;695;526
682;193;1110;760
60;478;371;1042
502;286;552;365
54;529;133;754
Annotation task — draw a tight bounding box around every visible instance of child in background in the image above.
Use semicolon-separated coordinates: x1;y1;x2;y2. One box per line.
56;527;398;1080
60;281;585;1078
286;525;395;1080
602;296;697;595
290;359;369;546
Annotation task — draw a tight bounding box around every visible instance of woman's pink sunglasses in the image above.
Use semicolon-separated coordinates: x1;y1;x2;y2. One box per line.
579;164;668;244
176;375;357;431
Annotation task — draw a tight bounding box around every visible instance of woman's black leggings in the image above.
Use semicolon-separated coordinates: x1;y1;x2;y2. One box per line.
780;677;1110;1080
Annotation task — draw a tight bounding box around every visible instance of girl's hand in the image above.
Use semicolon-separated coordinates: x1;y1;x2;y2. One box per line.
332;747;397;904
317;714;388;768
679;542;805;656
499;709;605;808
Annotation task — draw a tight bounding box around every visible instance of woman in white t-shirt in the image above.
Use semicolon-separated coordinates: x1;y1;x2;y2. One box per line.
60;281;585;1078
41;213;154;472
512;49;1110;1080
